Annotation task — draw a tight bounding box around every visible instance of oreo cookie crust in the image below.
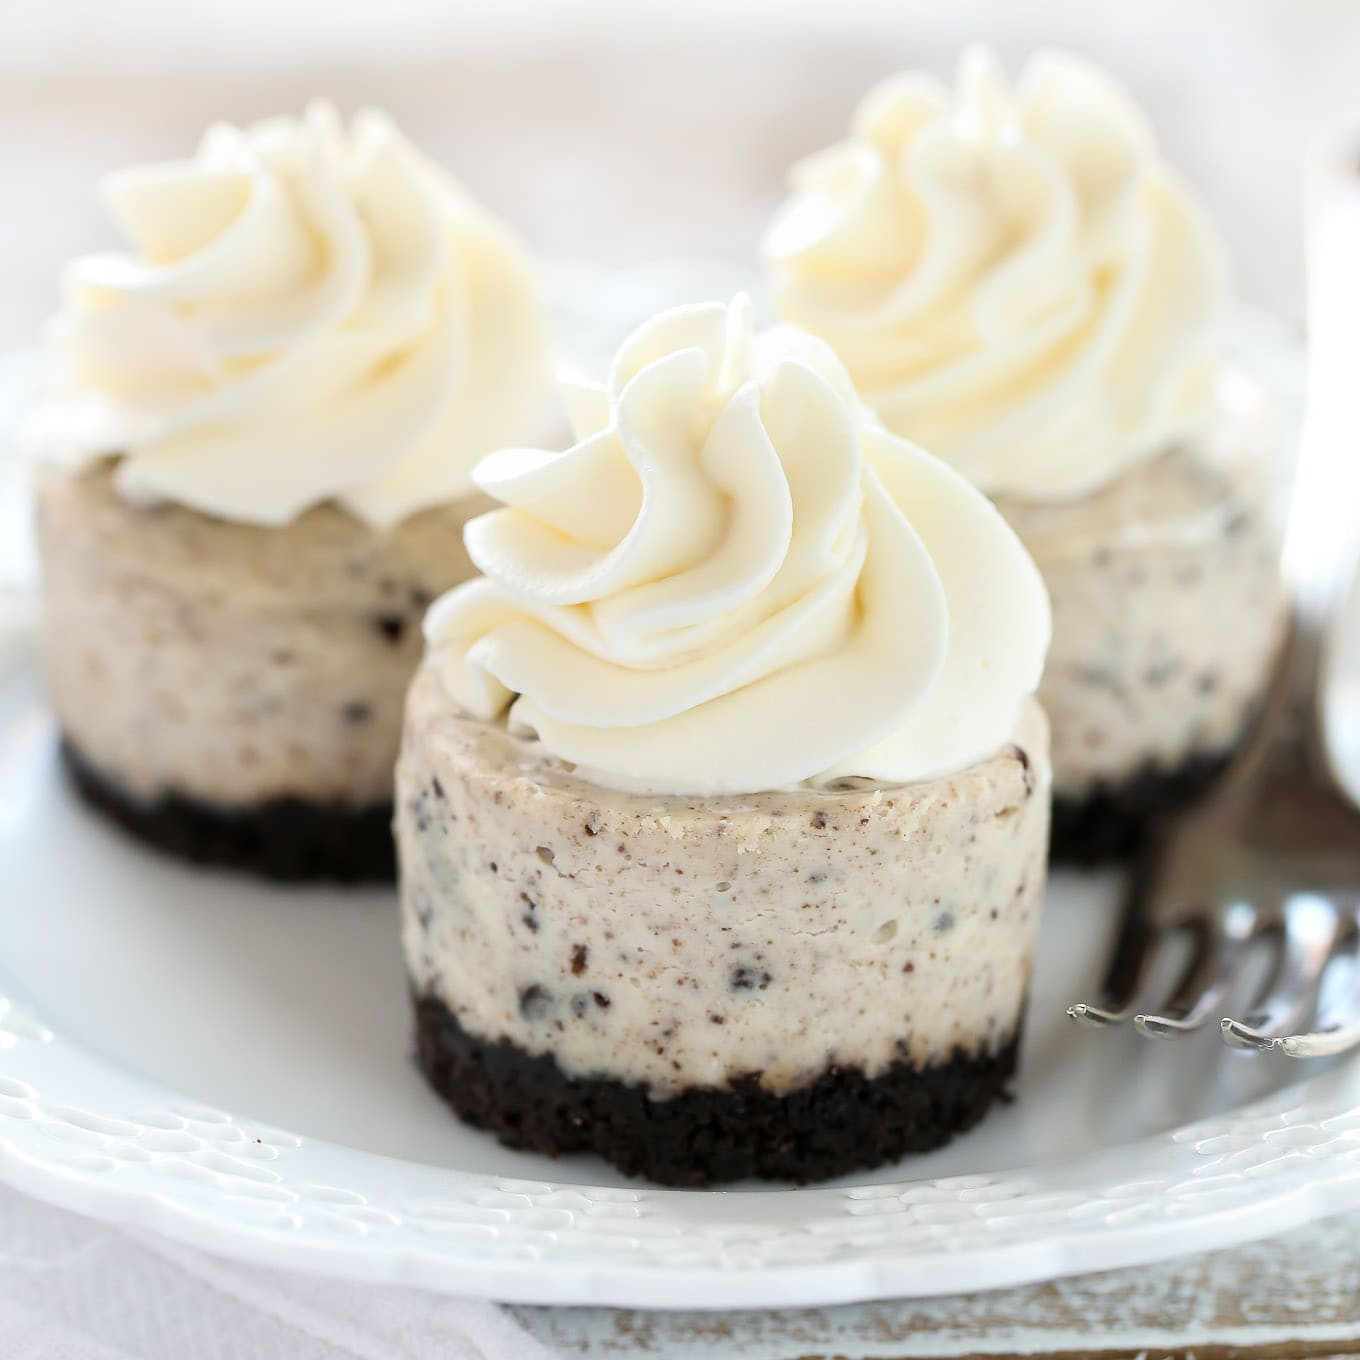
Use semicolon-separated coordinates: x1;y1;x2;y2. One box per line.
1050;750;1233;866
414;994;1022;1187
62;737;395;883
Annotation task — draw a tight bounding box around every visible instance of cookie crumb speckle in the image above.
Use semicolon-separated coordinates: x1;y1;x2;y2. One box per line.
518;984;551;1020
730;965;772;992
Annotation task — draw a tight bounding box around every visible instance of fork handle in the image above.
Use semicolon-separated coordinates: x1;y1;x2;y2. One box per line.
1260;130;1360;789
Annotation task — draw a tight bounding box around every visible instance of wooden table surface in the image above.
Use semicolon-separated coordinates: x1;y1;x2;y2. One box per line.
515;1211;1360;1359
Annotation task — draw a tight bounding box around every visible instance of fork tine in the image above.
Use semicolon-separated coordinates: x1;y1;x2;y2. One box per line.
1067;876;1160;1027
1135;902;1257;1039
1279;1014;1360;1057
1221;893;1341;1049
1235;947;1360;1057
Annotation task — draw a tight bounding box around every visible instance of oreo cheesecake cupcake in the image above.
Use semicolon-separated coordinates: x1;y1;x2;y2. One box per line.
764;49;1286;862
30;103;551;880
398;297;1052;1185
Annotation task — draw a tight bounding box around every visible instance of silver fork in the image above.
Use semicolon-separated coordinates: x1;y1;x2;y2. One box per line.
1068;133;1360;1058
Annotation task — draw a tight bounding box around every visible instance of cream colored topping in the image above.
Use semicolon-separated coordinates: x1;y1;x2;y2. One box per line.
424;296;1050;795
765;48;1227;502
29;103;552;529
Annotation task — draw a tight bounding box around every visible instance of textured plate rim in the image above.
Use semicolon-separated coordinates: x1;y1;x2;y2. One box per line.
2;903;1360;1310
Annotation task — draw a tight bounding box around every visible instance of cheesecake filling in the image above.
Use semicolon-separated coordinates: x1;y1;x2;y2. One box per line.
38;463;490;808
1001;370;1285;796
399;668;1049;1095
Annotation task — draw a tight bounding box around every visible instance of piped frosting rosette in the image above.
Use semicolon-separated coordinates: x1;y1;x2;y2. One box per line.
424;296;1050;795
764;48;1227;502
30;102;551;528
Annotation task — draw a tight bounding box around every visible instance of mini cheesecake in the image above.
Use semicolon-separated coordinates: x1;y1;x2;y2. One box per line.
764;49;1286;861
30;103;551;880
398;297;1052;1184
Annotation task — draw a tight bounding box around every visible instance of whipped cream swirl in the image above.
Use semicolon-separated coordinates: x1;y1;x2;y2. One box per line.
764;48;1228;502
30;102;551;528
424;297;1050;795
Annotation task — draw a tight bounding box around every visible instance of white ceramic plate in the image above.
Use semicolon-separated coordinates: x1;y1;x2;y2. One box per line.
5;290;1358;1312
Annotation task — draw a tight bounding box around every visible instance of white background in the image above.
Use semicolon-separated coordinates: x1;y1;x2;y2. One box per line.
2;0;1360;352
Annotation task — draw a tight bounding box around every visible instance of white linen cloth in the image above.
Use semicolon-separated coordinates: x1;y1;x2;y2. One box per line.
1;1187;559;1360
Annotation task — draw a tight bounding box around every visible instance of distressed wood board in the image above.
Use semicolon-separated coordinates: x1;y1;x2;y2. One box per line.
515;1211;1360;1359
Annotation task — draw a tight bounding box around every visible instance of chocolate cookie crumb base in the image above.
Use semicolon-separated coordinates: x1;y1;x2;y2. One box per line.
414;994;1021;1187
61;737;395;883
1051;750;1233;866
